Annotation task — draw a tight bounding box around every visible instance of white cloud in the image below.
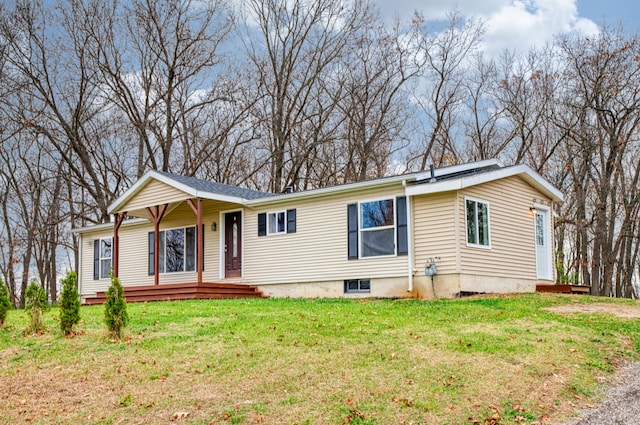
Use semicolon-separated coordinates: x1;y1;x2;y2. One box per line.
376;0;600;55
480;0;599;55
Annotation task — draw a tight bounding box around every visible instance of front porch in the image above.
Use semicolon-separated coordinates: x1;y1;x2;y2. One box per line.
83;282;266;305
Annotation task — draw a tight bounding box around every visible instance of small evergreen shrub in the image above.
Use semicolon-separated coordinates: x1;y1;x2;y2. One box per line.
0;278;12;328
59;271;81;336
24;279;48;334
104;273;128;339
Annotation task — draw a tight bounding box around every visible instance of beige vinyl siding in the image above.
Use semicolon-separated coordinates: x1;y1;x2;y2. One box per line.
458;176;550;280
243;186;409;285
121;180;191;212
412;191;458;275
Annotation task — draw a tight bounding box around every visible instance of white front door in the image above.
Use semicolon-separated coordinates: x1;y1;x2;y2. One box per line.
535;209;553;280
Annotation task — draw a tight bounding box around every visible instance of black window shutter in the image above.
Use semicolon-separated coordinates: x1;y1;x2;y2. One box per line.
148;231;155;276
201;224;205;272
258;213;267;236
93;239;100;280
397;196;408;255
347;203;358;259
286;209;296;233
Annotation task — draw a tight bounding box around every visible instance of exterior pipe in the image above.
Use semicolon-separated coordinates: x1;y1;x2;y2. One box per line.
403;180;414;294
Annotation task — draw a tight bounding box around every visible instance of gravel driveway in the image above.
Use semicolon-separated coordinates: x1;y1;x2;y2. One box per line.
565;361;640;425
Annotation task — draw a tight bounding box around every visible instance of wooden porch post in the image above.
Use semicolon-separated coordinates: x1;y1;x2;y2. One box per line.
186;198;203;285
113;212;127;277
146;204;168;286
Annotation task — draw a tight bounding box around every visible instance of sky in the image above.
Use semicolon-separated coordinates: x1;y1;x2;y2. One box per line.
375;0;637;55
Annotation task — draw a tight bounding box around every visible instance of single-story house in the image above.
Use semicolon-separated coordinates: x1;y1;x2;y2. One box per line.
73;159;563;302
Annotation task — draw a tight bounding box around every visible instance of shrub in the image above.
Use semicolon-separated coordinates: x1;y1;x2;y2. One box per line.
24;279;48;334
0;278;12;328
59;271;81;336
104;273;128;339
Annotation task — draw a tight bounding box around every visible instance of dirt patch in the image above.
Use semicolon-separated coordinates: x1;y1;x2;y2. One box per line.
544;303;640;319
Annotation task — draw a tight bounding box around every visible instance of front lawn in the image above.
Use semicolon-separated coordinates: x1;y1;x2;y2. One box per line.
0;293;638;424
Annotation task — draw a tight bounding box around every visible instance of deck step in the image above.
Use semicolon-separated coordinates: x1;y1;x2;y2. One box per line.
83;282;266;305
535;284;590;294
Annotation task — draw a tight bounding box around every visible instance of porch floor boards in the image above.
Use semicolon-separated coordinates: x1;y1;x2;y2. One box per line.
83;282;266;305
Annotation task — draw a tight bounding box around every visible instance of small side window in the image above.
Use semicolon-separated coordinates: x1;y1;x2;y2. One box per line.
94;237;113;280
262;209;296;235
268;211;286;235
465;198;490;248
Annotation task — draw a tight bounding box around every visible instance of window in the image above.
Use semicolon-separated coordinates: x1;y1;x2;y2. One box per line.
158;226;196;273
535;213;545;246
268;211;286;234
466;198;490;247
344;279;371;294
258;209;296;236
94;237;113;280
360;199;395;257
149;226;203;275
347;197;407;260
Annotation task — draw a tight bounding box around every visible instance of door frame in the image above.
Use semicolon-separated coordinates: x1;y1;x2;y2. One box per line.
219;208;244;279
533;205;553;280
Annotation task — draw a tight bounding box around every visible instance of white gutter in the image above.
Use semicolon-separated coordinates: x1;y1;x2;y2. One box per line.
71;217;150;234
403;180;414;294
245;174;419;207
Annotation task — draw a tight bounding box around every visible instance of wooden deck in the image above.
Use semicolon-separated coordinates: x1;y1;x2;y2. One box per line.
535;284;590;294
83;282;266;305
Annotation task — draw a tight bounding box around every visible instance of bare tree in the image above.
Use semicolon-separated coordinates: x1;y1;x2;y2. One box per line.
79;0;242;179
556;27;640;297
461;53;505;161
0;0;116;223
410;12;484;169
240;0;375;192
337;17;421;183
493;47;566;172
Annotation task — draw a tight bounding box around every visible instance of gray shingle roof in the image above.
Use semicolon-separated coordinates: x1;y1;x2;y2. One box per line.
155;171;274;200
411;163;503;185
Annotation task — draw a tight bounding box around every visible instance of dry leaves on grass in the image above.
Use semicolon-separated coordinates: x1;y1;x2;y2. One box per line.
171;411;190;421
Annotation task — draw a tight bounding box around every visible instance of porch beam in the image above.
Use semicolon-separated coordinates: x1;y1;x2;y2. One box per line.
186;198;203;285
146;204;168;286
112;212;127;277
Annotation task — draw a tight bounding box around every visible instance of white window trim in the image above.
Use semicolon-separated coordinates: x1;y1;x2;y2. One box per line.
98;237;113;280
464;196;491;249
358;197;397;259
158;225;197;275
266;210;287;235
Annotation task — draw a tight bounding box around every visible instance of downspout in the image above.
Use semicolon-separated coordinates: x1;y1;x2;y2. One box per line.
77;232;83;300
403;180;414;293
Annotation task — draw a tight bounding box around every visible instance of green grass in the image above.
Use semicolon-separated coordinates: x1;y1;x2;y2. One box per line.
0;293;639;424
